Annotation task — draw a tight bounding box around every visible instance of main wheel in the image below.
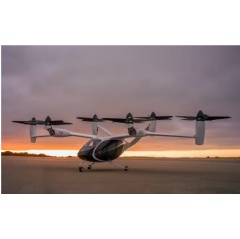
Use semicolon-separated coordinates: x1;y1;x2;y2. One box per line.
124;166;128;171
79;166;84;172
87;165;91;170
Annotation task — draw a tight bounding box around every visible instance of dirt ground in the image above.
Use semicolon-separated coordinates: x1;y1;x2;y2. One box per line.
1;156;240;194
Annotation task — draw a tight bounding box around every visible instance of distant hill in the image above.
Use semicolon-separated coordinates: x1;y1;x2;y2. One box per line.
1;151;52;157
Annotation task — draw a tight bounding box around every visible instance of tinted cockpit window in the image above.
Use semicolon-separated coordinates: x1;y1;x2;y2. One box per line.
94;140;124;160
83;139;101;148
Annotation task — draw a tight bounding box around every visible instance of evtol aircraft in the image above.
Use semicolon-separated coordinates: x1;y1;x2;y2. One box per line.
12;110;230;172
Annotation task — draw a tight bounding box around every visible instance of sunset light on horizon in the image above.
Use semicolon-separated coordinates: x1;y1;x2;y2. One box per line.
2;149;240;158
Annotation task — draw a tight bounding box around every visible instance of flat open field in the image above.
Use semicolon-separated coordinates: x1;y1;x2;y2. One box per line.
2;156;240;194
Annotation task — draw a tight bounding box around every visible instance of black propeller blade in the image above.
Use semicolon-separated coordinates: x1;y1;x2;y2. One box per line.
44;116;72;125
176;110;231;121
101;118;126;123
134;112;172;120
102;118;145;123
12;117;72;125
103;113;146;123
76;114;104;122
12;117;45;125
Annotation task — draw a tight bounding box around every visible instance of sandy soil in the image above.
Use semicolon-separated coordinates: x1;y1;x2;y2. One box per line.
1;156;240;194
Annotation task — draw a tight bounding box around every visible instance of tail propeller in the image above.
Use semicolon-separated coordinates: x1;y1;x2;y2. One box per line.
176;110;231;121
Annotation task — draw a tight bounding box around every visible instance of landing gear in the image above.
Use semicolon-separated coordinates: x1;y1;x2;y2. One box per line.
78;160;86;172
79;166;84;172
78;160;128;172
108;161;129;171
87;162;95;170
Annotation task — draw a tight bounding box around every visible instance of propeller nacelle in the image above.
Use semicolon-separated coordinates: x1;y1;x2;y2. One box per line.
47;127;72;137
128;127;147;136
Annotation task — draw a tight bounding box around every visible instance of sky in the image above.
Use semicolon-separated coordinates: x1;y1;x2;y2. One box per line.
1;45;240;156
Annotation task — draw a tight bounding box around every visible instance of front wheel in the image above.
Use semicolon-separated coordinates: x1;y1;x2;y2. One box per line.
79;166;84;172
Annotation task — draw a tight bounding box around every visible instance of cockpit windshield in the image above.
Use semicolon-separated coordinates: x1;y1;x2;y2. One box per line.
82;139;101;149
78;139;102;160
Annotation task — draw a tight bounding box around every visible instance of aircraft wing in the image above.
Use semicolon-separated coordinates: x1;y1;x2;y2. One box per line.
107;131;194;140
146;132;194;138
33;132;96;139
108;134;137;140
69;132;97;139
34;129;97;139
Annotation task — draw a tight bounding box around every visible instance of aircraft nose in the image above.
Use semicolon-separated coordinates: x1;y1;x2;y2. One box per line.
77;149;84;159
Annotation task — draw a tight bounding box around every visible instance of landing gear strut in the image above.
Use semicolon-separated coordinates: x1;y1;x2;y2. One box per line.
78;160;86;172
87;162;95;170
78;160;128;172
108;161;129;171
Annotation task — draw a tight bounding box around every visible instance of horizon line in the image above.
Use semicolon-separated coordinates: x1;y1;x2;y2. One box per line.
2;149;240;158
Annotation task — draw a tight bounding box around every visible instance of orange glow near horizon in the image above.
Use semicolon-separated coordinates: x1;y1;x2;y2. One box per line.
2;149;240;158
2;138;239;151
2;136;240;158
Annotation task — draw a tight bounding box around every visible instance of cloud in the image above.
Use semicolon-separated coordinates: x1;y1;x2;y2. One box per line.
2;46;240;150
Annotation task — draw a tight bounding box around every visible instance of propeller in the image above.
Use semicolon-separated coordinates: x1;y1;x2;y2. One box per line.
44;116;72;125
134;112;172;121
102;113;146;123
12;117;44;125
76;114;104;122
12;117;72;125
176;110;231;121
